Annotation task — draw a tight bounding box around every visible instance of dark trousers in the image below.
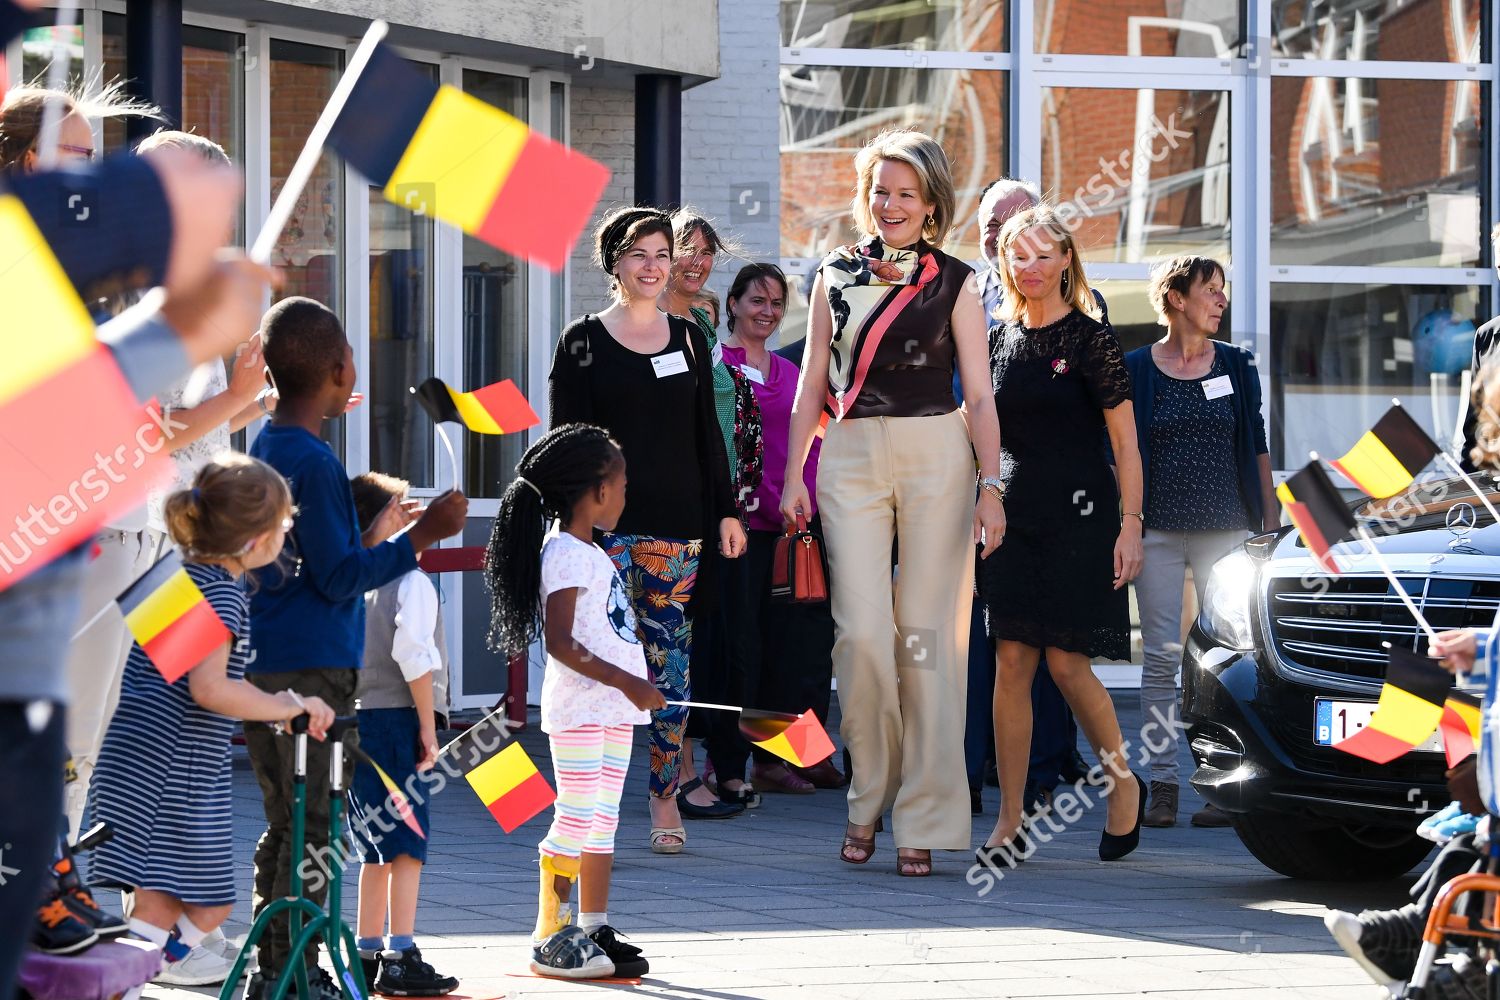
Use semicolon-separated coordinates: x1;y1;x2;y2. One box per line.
0;701;65;1000
1404;833;1486;934
689;549;754;782
710;527;836;779
245;669;357;977
964;596;1081;805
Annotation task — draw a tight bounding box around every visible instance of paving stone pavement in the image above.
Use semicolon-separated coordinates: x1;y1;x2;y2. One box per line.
117;695;1421;1000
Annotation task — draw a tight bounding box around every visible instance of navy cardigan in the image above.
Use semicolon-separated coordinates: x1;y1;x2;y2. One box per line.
1123;341;1270;531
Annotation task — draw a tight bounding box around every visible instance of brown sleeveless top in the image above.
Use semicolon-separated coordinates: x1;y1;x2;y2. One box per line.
819;238;969;420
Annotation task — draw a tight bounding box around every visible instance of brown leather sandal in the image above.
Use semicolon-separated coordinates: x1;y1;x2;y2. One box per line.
896;849;932;877
839;818;883;865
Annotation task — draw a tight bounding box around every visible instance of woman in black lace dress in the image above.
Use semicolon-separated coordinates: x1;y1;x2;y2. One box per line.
978;205;1146;867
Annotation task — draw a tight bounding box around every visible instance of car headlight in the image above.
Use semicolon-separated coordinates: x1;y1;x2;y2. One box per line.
1200;549;1258;651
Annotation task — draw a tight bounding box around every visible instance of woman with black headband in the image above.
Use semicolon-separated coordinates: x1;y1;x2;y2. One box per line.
547;206;745;856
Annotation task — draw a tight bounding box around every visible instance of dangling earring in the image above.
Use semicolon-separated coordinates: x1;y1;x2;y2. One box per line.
1060;269;1071;297
924;214;935;232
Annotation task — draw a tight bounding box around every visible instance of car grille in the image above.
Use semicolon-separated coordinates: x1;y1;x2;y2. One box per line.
1267;575;1500;681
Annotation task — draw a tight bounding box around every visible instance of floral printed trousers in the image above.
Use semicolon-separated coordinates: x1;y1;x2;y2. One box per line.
603;532;701;798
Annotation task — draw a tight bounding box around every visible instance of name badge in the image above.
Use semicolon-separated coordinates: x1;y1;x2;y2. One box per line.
1202;374;1234;400
651;351;690;378
738;364;766;385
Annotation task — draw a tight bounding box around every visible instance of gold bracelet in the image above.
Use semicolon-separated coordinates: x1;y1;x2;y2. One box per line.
1123;511;1144;523
980;483;1004;503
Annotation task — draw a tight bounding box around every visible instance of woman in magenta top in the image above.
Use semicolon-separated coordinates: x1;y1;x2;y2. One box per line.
716;263;843;794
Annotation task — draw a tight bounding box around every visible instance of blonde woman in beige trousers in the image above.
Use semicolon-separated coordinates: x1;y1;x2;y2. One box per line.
781;129;1004;877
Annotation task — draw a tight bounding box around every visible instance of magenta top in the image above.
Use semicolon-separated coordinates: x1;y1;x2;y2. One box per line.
722;344;820;533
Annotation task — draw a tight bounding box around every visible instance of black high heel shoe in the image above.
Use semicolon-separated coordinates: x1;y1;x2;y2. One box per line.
1098;773;1146;862
975;826;1030;872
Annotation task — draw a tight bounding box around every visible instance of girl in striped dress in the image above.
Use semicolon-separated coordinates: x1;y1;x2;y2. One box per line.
88;455;334;979
484;424;666;980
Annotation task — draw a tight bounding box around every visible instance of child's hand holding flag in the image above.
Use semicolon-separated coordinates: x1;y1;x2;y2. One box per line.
1430;630;1480;675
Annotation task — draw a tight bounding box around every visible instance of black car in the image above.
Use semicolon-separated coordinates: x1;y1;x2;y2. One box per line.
1183;477;1494;880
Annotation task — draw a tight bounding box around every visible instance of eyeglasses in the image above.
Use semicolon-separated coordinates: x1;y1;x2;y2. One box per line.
57;144;97;160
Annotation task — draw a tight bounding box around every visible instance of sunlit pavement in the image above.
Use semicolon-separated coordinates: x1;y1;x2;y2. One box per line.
128;695;1415;999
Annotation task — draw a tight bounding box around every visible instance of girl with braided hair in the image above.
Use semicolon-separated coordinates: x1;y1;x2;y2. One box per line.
550;206;746;855
484;422;665;980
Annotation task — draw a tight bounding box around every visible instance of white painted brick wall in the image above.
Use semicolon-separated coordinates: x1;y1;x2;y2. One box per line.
681;0;781;266
564;0;780;318
568;84;636;318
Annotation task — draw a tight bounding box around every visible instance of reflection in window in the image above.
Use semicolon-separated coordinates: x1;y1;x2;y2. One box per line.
102;18;245;239
1040;87;1230;265
1036;0;1242;57
1270;78;1485;267
368;62;436;489
20;14;83;92
781;0;1004;51
271;41;345;459
1086;277;1234;356
1271;283;1487;467
461;70;528;499
1271;0;1483;62
780;65;1005;260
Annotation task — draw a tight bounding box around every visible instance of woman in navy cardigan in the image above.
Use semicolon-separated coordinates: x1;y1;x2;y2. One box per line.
1123;255;1277;830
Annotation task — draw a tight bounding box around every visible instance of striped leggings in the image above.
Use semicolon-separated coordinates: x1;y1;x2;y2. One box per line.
538;724;633;858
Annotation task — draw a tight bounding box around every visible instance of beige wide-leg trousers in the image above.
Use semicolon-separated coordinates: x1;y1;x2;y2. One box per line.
816;408;974;850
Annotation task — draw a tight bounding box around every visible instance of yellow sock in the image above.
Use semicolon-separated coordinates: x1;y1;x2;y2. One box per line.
533;854;580;942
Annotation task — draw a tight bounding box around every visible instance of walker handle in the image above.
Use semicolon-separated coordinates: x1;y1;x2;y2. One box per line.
328;715;359;742
289;713;309;735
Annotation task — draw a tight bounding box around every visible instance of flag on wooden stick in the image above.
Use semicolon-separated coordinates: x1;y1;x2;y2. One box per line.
326;41;610;271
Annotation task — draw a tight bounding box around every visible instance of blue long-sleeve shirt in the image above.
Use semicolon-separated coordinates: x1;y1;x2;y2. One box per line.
0;153;180;703
248;425;417;673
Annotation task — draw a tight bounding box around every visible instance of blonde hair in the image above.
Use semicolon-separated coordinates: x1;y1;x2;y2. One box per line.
135;128;229;166
163;454;293;561
0;82;160;170
995;204;1099;324
692;288;720;327
1471;362;1500;470
851;128;956;248
1147;255;1226;325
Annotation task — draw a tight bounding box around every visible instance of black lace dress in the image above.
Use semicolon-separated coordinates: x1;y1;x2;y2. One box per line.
980;309;1134;660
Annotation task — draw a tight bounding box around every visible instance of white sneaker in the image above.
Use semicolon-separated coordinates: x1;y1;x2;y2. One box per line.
153;945;236;987
201;929;255;977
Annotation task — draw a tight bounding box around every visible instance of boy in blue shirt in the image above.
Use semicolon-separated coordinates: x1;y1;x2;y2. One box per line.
245;297;467;999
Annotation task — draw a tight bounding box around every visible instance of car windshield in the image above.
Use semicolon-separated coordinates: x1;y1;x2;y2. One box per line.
1355;475;1500;532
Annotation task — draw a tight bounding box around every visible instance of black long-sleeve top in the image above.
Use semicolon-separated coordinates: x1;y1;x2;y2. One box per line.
549;313;736;541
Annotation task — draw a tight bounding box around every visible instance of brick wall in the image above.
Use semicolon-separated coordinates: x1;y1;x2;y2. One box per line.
568;83;636;317
681;0;781;265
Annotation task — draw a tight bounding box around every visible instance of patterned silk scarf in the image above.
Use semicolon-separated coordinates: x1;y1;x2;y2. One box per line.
820;238;940;420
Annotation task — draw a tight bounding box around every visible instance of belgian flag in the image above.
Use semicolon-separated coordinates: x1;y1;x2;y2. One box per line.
463;741;555;833
1276;462;1356;575
1328;404;1441;498
0;190;171;591
740;710;836;768
118;553;232;683
326;41;609;271
1439;691;1482;768
1334;646;1453;764
413;377;539;435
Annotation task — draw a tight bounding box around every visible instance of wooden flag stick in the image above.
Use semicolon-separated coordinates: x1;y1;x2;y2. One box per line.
248;19;388;264
35;0;80;170
69;600;116;642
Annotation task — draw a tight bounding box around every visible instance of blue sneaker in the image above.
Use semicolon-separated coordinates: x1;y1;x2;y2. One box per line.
1418;801;1479;844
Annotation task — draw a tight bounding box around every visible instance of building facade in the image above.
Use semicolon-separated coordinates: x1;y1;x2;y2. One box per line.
11;0;1498;699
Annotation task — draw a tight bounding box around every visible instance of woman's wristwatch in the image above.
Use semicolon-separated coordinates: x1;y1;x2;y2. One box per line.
979;475;1005;503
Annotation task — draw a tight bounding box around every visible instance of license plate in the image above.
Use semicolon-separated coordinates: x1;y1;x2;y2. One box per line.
1315;699;1444;752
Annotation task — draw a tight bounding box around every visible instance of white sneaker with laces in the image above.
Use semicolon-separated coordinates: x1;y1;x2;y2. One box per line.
153;944;236;987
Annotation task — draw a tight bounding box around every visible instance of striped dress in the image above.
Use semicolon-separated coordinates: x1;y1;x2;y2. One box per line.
88;562;246;905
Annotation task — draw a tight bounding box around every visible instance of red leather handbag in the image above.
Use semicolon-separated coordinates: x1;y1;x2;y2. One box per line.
771;513;830;605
